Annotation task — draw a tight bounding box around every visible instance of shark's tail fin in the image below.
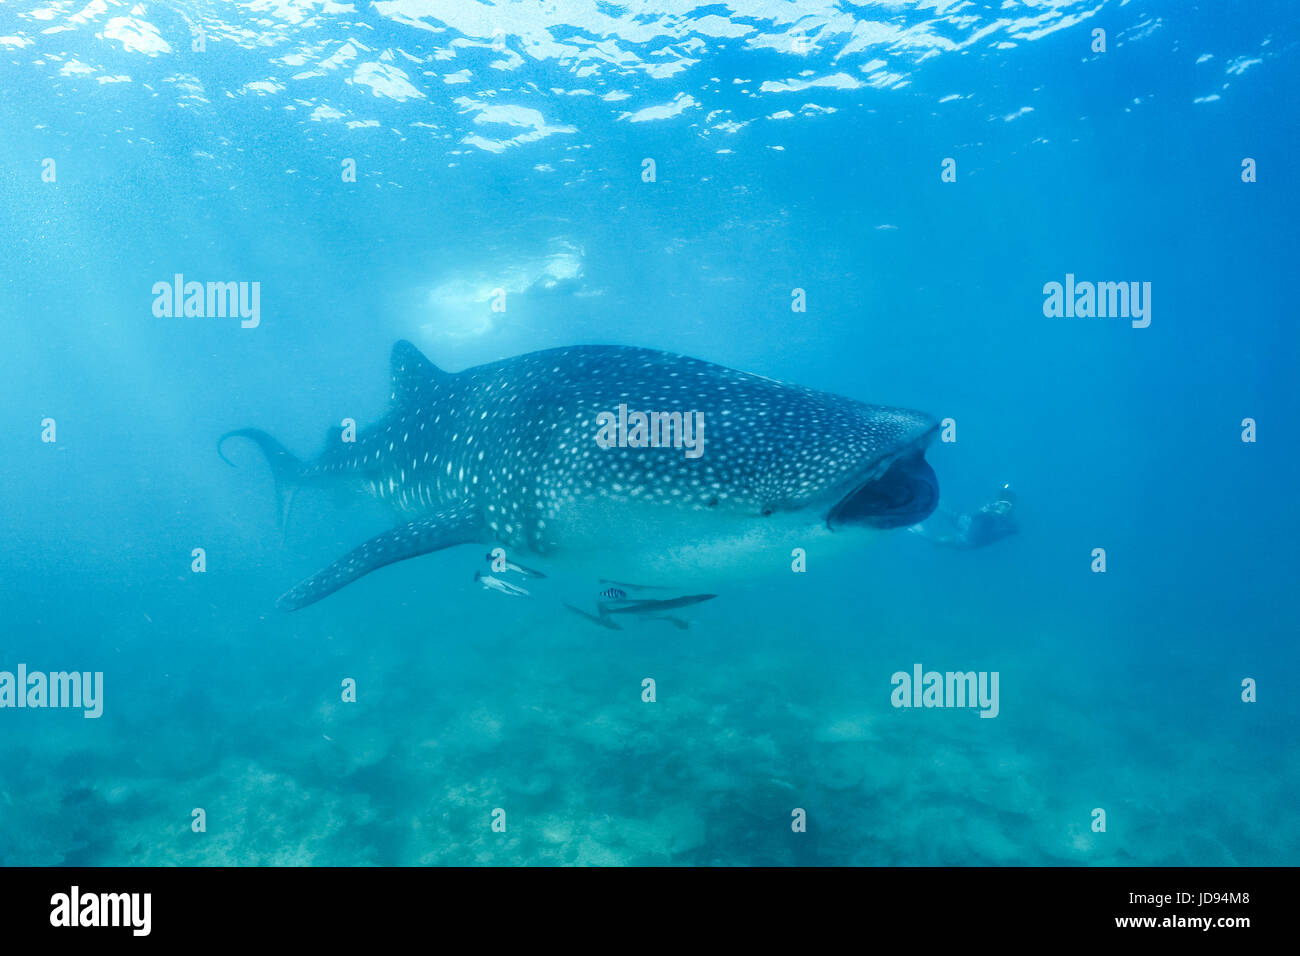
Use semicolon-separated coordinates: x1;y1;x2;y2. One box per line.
219;428;305;531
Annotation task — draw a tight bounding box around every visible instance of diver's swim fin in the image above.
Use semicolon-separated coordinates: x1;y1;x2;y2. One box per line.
564;603;622;630
642;615;690;630
598;578;675;592
277;505;482;611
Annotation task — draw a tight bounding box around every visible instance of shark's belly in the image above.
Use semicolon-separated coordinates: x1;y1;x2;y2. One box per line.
532;495;851;584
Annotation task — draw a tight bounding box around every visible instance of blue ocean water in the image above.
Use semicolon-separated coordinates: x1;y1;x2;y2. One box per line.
0;0;1296;866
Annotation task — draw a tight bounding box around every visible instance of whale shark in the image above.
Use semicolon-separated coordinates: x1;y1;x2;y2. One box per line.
220;341;940;610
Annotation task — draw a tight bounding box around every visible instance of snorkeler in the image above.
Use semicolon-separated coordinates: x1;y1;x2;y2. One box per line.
911;483;1018;550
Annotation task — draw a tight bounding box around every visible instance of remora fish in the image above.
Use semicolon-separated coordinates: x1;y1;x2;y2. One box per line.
486;552;547;579
598;579;675;592
221;341;939;610
597;594;717;614
473;571;530;598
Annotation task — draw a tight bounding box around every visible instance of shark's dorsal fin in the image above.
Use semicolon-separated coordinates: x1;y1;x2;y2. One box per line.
390;340;448;405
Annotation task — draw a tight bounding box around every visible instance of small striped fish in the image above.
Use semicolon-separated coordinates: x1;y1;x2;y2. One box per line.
599;586;627;600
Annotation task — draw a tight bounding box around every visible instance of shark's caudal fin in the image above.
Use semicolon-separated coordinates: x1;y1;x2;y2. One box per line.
218;428;306;531
276;504;483;611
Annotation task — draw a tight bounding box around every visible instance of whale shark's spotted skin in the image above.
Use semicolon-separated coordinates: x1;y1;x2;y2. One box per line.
222;341;938;609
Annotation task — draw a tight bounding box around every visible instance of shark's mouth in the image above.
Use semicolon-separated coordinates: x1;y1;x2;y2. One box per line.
827;450;939;530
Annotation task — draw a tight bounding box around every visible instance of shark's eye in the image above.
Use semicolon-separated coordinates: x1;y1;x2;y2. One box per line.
707;497;719;508
761;507;773;517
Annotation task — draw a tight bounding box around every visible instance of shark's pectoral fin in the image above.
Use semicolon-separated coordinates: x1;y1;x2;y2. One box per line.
277;505;483;611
